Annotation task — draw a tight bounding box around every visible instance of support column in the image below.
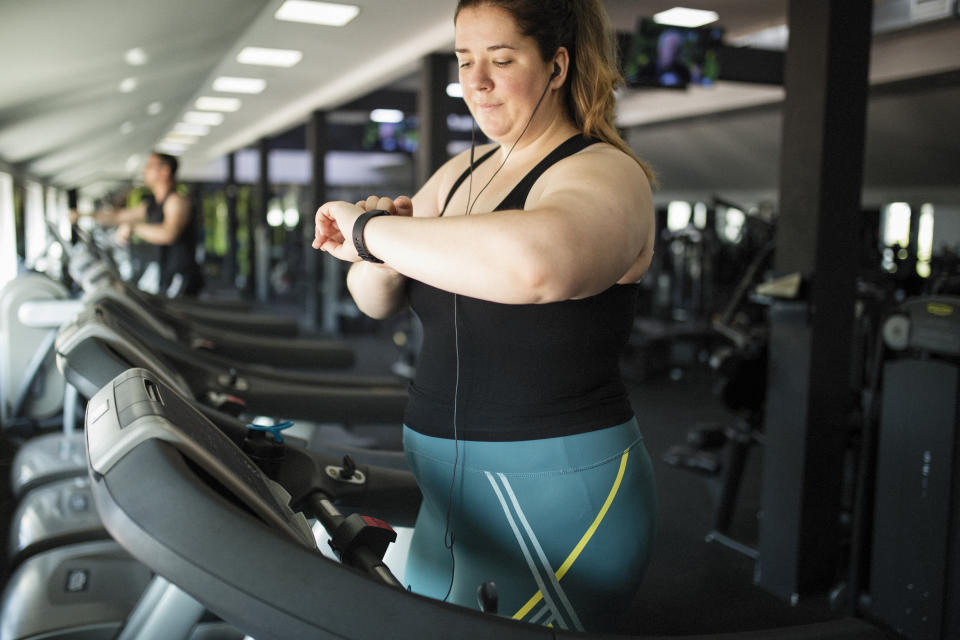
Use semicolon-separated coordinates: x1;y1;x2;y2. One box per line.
305;110;327;331
756;0;873;601
14;178;25;261
67;188;78;244
224;152;238;288
417;53;454;187
905;201;921;278
254;138;270;302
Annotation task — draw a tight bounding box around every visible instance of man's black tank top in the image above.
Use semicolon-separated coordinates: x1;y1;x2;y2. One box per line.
146;190;199;295
404;134;638;442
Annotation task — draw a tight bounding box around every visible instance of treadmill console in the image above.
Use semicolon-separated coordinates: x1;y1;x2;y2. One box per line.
883;296;960;357
85;367;315;548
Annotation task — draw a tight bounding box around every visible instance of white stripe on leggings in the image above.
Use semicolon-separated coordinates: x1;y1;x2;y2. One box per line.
530;603;551;624
497;472;584;631
484;471;567;630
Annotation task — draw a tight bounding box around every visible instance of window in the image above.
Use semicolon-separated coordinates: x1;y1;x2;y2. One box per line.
916;203;934;278
24;181;47;269
0;172;16;288
666;201;692;231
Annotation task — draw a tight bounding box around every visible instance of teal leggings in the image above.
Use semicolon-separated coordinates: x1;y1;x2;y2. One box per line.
402;418;657;633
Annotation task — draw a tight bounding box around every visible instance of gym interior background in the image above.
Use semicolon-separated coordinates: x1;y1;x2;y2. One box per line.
1;0;959;638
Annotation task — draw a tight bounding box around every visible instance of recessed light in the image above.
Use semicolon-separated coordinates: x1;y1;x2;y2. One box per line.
183;111;225;126
653;7;719;28
446;82;463;98
370;109;403;124
155;141;188;155
212;76;267;94
274;1;359;26
125;154;141;171
124;48;148;66
237;46;303;67
118;77;138;93
147;101;163;115
120;121;134;135
172;122;210;137
195;96;242;112
163;133;199;145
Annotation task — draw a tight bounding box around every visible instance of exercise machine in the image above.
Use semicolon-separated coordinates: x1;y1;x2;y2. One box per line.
67;367;888;640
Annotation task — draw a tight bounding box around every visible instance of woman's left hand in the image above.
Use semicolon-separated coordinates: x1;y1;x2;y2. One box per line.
312;201;363;262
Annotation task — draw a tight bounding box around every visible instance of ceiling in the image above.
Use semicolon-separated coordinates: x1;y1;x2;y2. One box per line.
0;0;958;204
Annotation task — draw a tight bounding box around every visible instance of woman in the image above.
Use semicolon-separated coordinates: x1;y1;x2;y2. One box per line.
313;0;656;632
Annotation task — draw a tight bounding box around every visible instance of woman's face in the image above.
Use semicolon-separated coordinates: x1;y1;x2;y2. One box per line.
454;5;553;143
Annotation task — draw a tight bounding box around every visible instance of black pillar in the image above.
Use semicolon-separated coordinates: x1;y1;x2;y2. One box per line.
13;178;25;260
305;110;327;330
757;0;873;601
417;53;453;186
224;152;238;287
67;188;78;244
254;138;270;301
906;202;921;276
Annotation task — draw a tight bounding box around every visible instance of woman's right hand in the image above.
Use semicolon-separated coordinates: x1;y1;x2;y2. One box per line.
356;195;413;218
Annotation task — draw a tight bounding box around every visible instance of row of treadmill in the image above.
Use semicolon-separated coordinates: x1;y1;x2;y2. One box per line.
0;228;888;639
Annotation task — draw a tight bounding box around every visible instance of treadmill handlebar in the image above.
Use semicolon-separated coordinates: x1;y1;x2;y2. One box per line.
306;492;402;588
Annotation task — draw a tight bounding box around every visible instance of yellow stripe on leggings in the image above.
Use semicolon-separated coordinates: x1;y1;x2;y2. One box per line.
513;450;630;620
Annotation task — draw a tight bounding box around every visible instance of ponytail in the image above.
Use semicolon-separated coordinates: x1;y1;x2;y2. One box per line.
565;0;656;184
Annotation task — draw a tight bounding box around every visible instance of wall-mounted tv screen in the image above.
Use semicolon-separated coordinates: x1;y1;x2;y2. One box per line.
622;18;724;89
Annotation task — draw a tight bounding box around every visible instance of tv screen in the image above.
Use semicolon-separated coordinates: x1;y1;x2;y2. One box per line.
622;18;724;89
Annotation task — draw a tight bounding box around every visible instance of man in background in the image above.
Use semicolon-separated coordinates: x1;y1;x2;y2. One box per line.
73;152;201;297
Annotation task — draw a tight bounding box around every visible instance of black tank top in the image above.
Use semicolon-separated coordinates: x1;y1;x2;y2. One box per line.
146;190;199;295
404;135;638;441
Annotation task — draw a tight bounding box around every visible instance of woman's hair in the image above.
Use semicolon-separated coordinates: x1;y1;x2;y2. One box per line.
455;0;655;183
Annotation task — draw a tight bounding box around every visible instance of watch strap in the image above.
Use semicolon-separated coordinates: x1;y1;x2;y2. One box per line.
352;209;391;263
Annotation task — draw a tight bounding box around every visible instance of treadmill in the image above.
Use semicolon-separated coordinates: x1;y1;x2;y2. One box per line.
54;303;408;426
70;225;308;338
79;368;888;640
80;284;354;370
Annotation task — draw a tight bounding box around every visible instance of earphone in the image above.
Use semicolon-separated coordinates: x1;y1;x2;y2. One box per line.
439;60;561;602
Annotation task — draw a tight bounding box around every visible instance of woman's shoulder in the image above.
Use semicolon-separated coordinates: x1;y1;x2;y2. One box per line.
528;138;651;206
556;139;648;182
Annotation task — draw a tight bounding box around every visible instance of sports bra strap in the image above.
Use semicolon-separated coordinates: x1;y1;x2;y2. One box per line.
439;146;499;216
494;134;597;212
438;135;599;217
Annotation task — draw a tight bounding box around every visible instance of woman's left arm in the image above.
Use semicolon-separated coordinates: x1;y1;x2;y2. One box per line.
316;146;653;304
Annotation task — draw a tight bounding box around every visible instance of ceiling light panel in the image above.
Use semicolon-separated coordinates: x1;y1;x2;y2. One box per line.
155;142;188;155
213;76;267;94
118;77;138;93
183;111;225;126
653;7;719;28
370;109;404;123
163;133;199;144
195;96;242;112
172;122;211;136
275;1;359;26
124;48;148;66
237;46;303;67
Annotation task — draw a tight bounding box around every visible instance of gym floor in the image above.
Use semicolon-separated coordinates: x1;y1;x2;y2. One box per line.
0;325;849;637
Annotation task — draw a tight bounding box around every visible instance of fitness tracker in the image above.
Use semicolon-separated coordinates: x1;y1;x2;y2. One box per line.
352;209;391;263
